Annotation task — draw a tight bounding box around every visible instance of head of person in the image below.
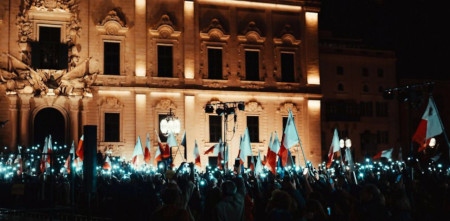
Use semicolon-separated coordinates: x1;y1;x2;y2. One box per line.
161;182;182;204
221;180;237;196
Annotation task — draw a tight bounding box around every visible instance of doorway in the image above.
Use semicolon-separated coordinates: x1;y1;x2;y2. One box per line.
33;108;66;147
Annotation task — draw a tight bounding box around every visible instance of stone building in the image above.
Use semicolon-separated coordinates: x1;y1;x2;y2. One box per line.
0;0;322;169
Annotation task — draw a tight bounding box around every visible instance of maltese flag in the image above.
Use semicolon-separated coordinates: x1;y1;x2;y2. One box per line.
412;97;443;152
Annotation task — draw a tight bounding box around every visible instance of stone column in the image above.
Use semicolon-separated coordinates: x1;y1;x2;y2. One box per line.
18;93;33;148
7;94;18;151
68;95;82;145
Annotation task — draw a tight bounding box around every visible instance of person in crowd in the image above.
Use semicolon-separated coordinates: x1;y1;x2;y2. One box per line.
212;166;246;221
150;182;191;221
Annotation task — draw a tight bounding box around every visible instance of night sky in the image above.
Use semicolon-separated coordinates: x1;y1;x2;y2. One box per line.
319;0;450;80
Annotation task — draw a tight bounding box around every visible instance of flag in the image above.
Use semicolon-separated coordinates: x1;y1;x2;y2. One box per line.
167;132;178;147
217;141;225;169
279;110;299;167
373;148;393;160
193;140;201;167
156;131;171;159
76;135;84;161
283;110;300;149
326;128;341;168
180;131;187;160
154;142;162;164
254;151;263;176
103;155;112;170
40;135;49;173
239;128;252;165
144;133;152;164
204;138;222;155
64;141;75;174
249;154;255;171
266;132;280;175
132;136;144;167
412;97;444;152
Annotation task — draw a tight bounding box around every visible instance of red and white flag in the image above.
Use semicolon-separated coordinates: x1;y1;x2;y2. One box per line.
193;140;201;167
143;133;152;165
132;136;144;167
103;155;112;170
239;128;252;165
326;128;341;168
64;141;75;174
279;110;299;167
412;97;444;152
266;132;280;175
40;135;52;173
76;135;84;161
373;148;393;160
204;138;222;155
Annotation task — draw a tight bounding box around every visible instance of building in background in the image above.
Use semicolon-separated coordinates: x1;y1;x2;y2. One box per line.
319;31;399;162
0;0;322;169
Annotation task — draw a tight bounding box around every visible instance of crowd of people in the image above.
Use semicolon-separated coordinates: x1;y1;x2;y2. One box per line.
1;149;450;221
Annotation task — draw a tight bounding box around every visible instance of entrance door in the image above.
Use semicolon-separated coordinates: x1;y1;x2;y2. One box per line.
34;108;66;147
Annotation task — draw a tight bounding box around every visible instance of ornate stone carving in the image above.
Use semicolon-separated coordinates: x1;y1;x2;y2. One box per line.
96;9;128;36
155;98;177;110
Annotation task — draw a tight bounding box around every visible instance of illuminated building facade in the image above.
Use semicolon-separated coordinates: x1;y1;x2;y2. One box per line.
0;0;323;169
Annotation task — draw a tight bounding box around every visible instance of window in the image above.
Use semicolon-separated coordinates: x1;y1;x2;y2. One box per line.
104;42;120;75
281;53;295;82
375;102;388;117
338;83;344;91
377;68;384;77
158;45;173;77
336;66;344;75
31;26;68;70
208;48;223;79
245;50;260;81
362;67;369;77
363;84;369;93
247;116;259;143
360;101;373;117
104;113;120;142
377;130;389;144
209;115;222;142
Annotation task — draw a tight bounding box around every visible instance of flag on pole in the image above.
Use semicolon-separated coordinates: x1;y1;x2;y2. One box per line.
239;128;252;165
132;136;144;167
64;141;75;174
103;155;112;170
204;138;222;155
326;128;341;168
180;131;187;160
412;97;444;152
144;133;152;165
373;148;393;160
76;134;84;161
193;139;201;167
279;110;299;167
156;131;171;159
266;132;280;175
167;132;178;147
255;151;263;176
217;141;225;169
40;135;50;173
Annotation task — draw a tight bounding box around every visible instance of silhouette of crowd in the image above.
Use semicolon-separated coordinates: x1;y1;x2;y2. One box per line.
1;154;449;221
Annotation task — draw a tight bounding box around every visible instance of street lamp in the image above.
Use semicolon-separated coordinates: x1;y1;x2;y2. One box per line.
160;108;181;137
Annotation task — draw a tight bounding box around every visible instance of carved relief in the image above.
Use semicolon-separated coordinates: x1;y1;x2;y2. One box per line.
238;21;265;44
99;96;124;109
155;98;177;110
278;102;299;114
273;24;301;46
149;14;181;39
245;101;263;112
96;9;128;36
200;18;230;42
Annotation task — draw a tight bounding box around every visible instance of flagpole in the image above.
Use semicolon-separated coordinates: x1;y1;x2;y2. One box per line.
289;110;307;167
430;95;450;162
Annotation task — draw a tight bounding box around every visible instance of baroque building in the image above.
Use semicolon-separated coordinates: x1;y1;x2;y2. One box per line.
0;0;322;169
